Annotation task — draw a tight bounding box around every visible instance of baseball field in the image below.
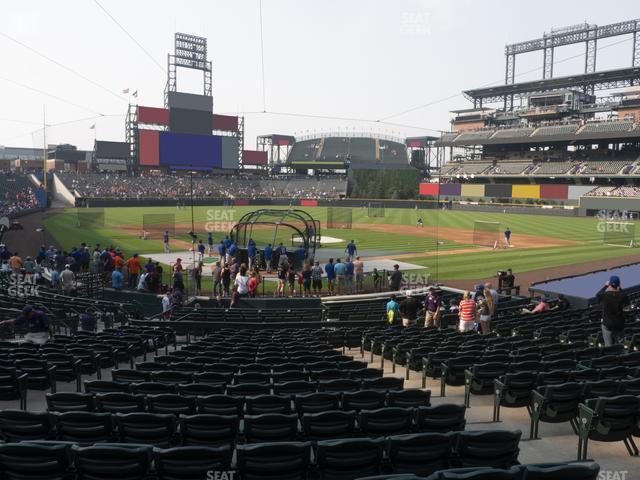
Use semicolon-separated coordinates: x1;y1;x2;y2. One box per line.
42;205;640;290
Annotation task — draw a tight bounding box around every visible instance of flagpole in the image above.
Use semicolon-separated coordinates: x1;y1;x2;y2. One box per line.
42;105;47;194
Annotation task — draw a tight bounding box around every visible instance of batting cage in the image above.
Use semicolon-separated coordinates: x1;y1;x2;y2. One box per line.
229;209;321;267
326;207;353;229
473;220;500;248
76;208;105;229
368;202;386;218
142;214;176;240
603;222;636;248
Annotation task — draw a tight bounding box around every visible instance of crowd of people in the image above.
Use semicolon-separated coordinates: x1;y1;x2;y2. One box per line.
0;183;40;217
58;172;347;200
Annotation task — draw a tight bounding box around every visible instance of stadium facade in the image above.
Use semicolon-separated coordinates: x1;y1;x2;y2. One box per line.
423;19;640;216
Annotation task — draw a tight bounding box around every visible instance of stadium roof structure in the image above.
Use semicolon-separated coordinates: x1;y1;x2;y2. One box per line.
437;121;640;147
464;67;640;107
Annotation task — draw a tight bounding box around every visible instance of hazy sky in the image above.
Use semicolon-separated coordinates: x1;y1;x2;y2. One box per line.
0;0;638;150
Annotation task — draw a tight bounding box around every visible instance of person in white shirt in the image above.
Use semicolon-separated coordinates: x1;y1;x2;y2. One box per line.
60;265;75;295
137;272;148;291
234;266;250;296
161;292;172;320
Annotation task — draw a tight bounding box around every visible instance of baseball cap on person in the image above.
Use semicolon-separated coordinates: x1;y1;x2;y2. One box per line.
609;275;621;288
22;305;33;314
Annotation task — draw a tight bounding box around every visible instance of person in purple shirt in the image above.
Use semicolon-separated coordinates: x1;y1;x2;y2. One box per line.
0;305;51;344
424;287;442;328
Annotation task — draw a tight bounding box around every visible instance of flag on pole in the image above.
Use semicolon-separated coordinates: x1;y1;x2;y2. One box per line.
89;124;95;130
132;90;138;98
122;88;130;94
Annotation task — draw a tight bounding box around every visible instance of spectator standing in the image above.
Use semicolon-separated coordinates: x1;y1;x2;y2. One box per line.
372;268;381;292
235;266;250;297
9;252;22;273
248;271;259;298
388;264;403;291
0;305;51;345
484;282;499;310
111;267;123;290
127;254;141;289
50;268;61;290
311;261;323;295
333;258;347;295
476;288;493;334
60;264;75;295
193;261;203;296
79;308;96;332
146;267;160;294
353;256;364;293
230;285;240;308
458;291;476;333
345;258;355;294
325;259;335;295
221;264;231;296
301;263;312;297
597;276;629;346
386;294;400;327
399;293;420;327
424;287;441;328
211;262;222;297
287;267;297;297
161;291;172;320
277;260;288;297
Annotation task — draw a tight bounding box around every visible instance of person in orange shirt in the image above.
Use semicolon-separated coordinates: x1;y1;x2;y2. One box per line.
127;253;141;289
9;252;23;273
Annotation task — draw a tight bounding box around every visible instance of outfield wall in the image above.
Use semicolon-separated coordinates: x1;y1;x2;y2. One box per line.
74;195;580;216
420;182;593;202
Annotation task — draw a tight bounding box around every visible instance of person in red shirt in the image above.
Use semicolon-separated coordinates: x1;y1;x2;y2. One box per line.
458;291;476;332
248;271;259;298
521;296;550;314
127;253;141;289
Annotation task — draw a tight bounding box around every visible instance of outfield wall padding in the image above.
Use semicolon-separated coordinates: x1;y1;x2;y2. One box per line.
484;184;512;198
540;184;568;200
460;184;485;197
568;185;595;200
512;185;540;199
419;183;439;196
439;183;462;196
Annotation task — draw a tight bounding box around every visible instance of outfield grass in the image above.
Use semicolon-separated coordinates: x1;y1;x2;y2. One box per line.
44;205;639;283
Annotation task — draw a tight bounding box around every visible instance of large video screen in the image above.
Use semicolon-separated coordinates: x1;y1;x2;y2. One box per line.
159;131;222;169
169;108;213;135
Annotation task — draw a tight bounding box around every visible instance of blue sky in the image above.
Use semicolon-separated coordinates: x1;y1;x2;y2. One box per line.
0;0;638;150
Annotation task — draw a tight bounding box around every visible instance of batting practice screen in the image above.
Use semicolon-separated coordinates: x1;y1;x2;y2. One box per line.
326;207;352;229
603;222;636;248
368;202;386;218
473;220;500;248
143;214;176;239
76;208;105;229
